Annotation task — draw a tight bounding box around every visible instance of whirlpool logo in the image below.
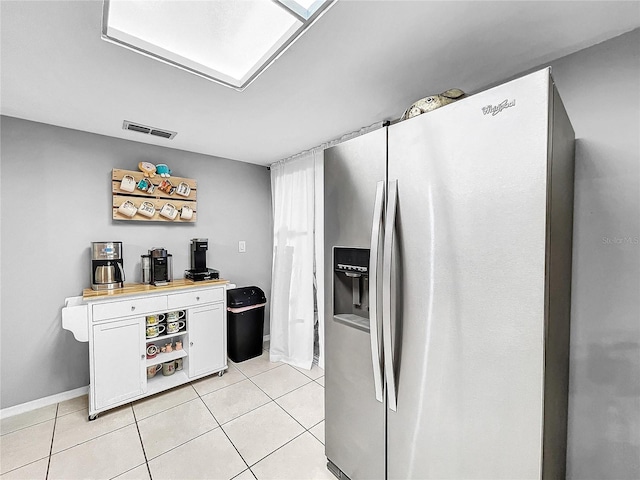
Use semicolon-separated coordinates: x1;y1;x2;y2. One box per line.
482;99;516;116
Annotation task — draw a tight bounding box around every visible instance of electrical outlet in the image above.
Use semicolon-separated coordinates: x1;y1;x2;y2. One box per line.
238;241;246;253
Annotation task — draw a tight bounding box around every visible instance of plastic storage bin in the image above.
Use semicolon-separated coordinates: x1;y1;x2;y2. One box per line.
227;286;267;363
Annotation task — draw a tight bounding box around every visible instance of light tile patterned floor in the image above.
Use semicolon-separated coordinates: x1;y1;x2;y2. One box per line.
0;345;331;480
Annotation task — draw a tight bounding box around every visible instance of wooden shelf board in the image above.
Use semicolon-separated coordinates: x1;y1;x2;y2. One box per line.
112;168;197;223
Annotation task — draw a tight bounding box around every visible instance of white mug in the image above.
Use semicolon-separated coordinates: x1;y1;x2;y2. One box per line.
176;182;191;197
138;201;156;218
166;310;185;322
120;174;136;192
146;324;166;338
180;205;193;220
117;200;137;217
159;203;178;220
167;321;186;334
146;314;165;325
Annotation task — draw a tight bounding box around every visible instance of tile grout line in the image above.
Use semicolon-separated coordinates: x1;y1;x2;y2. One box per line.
308;418;324;430
0;458;48;477
108;369;251;468
0;415;57;437
239;405;326;470
217;401;273;428
233;367;326;470
101;354;321;477
131;404;154;480
242;362;319;398
141;424;221;463
132;370;244;423
271;397;320;439
249;374;317;403
133;386;202;423
195;360;318;477
235;361;285;380
240;358;326;468
133;395;223;464
47;421;136;456
7;355;324;478
201;377;311;430
247;428;309;469
45;403;59;480
236;362;326;439
194;387;254;477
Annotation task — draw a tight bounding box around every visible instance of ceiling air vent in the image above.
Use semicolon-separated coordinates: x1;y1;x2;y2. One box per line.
123;121;177;140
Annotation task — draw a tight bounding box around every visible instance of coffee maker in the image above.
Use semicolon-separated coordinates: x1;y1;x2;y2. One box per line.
185;238;219;281
91;241;125;290
143;248;173;286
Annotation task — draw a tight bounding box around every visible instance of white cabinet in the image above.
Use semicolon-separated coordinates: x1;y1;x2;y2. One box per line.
63;283;228;420
188;303;226;377
92;318;146;410
93;296;167;322
168;288;224;309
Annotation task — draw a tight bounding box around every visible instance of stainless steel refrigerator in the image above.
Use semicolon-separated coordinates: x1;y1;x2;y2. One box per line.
324;68;575;480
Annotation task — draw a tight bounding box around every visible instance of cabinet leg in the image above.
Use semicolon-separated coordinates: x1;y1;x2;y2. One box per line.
218;370;224;377
88;414;99;421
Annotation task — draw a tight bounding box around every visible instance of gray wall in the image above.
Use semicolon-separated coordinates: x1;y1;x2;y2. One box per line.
545;30;639;479
0;117;273;409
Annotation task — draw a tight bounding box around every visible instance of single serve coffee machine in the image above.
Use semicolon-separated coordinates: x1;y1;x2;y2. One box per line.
185;238;219;281
91;241;125;290
141;248;173;286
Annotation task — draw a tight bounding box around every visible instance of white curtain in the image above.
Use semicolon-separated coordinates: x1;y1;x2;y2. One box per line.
314;155;325;370
269;121;382;370
270;152;319;369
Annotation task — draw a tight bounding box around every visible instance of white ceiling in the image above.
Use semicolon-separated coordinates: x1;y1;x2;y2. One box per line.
2;1;639;166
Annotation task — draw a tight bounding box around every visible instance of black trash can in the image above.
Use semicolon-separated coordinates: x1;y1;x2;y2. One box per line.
227;286;267;363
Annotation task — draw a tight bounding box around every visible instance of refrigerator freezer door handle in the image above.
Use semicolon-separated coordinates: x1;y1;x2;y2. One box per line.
368;180;385;403
383;179;398;411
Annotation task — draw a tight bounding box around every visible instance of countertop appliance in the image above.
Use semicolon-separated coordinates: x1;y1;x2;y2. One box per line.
185;238;219;281
324;68;575;479
148;248;172;286
91;241;125;291
140;254;151;284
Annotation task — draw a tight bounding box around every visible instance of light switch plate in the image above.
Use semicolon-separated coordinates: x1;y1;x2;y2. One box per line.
238;241;246;253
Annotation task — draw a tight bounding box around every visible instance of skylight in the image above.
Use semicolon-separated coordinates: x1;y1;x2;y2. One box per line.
102;0;335;91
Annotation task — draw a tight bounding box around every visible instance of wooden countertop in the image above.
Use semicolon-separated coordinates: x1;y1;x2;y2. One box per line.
83;279;228;300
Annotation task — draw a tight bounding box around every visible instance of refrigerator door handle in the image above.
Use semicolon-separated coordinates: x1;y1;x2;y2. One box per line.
383;179;398;411
369;180;385;403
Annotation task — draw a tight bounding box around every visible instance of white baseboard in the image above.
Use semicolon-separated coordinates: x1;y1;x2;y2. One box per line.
0;385;89;419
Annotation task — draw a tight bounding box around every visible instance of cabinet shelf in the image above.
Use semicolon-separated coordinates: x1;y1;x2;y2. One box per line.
147;370;190;396
146;349;187;367
145;330;187;343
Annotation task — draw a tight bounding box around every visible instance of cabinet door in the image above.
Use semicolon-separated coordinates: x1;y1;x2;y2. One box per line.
92;318;146;410
188;303;225;378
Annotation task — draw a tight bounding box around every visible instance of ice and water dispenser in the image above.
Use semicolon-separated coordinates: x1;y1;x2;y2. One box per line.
333;247;371;332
